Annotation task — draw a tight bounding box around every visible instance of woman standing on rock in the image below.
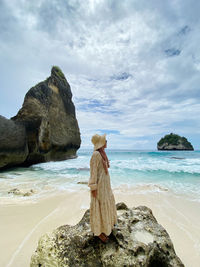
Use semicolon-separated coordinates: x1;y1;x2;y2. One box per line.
88;133;117;243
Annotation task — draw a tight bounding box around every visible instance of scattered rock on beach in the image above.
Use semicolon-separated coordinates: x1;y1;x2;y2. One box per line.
30;202;184;267
77;181;88;184
8;188;36;197
116;202;129;210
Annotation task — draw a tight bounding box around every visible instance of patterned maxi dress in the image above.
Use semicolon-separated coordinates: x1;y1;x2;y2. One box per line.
88;150;117;236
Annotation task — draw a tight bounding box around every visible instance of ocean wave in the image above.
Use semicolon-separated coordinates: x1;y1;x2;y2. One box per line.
110;158;200;174
23;150;200;175
1;150;200;202
30;157;200;175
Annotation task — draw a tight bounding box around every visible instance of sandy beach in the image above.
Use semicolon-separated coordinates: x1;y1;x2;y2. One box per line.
0;188;200;267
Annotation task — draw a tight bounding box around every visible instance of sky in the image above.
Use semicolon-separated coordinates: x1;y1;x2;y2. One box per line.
0;0;200;150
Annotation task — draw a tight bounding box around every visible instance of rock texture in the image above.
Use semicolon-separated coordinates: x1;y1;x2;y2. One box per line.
30;202;184;267
157;133;193;151
0;115;28;169
0;66;81;169
8;188;36;197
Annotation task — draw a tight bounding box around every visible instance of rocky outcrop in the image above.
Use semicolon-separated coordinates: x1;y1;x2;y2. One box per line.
157;133;193;151
0;115;28;169
8;188;36;196
0;66;81;169
30;202;184;267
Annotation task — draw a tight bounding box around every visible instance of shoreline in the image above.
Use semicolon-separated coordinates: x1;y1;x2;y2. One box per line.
0;189;200;267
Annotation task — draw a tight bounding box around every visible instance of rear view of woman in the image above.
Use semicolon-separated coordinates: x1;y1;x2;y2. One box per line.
88;133;117;243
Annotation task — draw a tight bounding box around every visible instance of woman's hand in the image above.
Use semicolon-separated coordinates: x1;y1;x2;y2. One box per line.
91;190;97;198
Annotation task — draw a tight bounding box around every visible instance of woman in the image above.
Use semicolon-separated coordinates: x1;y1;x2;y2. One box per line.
88;133;117;243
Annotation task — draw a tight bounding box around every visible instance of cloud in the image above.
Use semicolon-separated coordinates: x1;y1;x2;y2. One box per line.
0;0;199;149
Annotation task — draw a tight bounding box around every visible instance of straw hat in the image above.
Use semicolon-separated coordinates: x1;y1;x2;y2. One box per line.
91;133;106;150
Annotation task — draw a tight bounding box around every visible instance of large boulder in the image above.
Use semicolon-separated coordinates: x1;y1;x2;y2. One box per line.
30;203;184;267
157;133;193;151
0;115;28;169
0;66;81;169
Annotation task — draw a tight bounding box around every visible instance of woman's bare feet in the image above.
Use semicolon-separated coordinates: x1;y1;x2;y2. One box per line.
101;233;109;239
98;233;109;243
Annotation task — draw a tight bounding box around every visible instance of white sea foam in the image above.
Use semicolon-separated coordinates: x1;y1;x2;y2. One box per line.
34;152;200;174
0;150;200;203
111;158;200;173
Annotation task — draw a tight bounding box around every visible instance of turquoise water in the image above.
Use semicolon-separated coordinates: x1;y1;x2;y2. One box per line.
0;149;200;202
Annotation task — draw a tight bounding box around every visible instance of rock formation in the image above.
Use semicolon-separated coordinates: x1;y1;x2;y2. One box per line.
8;188;36;197
0;115;28;169
0;66;81;169
157;133;193;151
30;202;184;267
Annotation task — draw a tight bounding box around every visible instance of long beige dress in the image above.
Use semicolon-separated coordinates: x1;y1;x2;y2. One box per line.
88;150;117;236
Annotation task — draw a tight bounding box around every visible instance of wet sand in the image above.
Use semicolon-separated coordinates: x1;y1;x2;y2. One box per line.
0;189;200;267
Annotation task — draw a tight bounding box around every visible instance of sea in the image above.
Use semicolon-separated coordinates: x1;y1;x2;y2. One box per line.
0;149;200;203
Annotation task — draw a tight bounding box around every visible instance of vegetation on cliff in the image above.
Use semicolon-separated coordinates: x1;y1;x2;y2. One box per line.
52;66;66;80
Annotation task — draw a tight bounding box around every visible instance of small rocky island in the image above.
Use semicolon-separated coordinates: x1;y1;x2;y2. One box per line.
157;133;193;151
30;203;184;267
0;66;81;170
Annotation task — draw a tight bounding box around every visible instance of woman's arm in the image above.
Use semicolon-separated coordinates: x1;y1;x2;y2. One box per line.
88;152;100;194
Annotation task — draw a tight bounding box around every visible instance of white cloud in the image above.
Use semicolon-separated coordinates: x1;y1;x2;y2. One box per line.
0;0;199;149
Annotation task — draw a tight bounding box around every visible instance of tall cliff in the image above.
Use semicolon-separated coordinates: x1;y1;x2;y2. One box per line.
0;66;81;169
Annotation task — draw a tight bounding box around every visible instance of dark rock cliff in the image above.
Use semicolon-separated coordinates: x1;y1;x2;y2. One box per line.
0;116;28;169
0;66;81;169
